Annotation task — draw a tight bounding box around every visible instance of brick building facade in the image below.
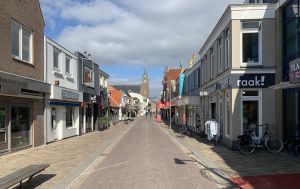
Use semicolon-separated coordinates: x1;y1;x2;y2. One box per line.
0;0;50;153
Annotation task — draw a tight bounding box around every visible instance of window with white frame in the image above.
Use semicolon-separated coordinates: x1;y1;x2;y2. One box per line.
225;29;230;69
104;79;107;88
83;67;94;86
11;21;32;63
218;37;222;73
99;75;102;87
65;56;71;75
210;48;214;79
241;21;261;66
53;47;61;71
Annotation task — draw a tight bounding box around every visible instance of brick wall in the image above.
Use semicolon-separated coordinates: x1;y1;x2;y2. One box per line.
0;0;44;81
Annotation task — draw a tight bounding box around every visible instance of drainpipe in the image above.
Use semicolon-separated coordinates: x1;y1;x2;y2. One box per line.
43;36;47;145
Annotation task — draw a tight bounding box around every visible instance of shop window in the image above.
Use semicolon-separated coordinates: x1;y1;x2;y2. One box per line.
51;108;57;131
211;103;216;120
11;106;30;149
11;21;32;63
66;107;73;128
0;107;6;144
225;92;231;136
241;21;261;66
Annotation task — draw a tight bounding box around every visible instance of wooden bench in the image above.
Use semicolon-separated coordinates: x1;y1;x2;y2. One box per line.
0;164;49;189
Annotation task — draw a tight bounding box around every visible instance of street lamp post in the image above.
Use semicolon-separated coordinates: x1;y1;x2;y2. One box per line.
163;80;176;130
169;88;172;129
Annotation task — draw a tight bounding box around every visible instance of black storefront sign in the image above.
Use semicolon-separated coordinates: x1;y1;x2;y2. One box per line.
236;73;275;88
201;74;275;95
289;59;300;83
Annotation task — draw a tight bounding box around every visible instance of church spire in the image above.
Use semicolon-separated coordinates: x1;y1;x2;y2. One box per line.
143;64;148;78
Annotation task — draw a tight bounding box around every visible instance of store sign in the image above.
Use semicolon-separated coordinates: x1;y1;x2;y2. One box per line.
165;101;170;108
91;95;97;103
289;59;300;83
62;90;79;100
236;74;275;88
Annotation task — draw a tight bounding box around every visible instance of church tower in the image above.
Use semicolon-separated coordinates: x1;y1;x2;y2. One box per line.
140;66;149;98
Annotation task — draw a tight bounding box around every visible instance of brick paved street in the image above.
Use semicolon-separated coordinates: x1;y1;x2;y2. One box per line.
0;120;135;189
158;121;300;188
69;117;223;189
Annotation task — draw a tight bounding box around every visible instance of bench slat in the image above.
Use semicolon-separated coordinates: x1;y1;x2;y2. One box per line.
0;164;49;189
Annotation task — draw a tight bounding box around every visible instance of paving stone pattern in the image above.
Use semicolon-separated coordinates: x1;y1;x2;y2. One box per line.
0;120;135;189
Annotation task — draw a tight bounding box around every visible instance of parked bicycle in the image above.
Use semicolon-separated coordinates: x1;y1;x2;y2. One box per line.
238;124;283;155
283;137;300;156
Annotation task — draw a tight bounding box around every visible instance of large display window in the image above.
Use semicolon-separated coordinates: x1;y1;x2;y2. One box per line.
11;105;31;149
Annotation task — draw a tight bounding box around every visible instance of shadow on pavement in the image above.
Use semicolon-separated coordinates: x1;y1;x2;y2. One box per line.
12;174;56;189
174;158;195;165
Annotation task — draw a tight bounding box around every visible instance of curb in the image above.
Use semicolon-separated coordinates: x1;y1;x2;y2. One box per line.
54;120;137;189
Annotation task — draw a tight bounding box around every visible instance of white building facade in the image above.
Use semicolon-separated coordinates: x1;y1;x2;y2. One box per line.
44;38;83;143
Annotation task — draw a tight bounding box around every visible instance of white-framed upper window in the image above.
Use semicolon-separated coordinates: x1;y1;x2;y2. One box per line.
218;37;222;73
53;47;61;71
225;28;230;69
99;75;103;87
11;21;32;63
240;21;262;67
83;67;94;87
104;79;107;88
65;56;71;75
210;48;214;79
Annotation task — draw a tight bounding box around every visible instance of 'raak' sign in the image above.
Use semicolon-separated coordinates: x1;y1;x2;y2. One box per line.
237;74;275;88
290;59;300;83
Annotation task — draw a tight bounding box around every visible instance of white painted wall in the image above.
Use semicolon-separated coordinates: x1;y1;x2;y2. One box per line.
45;38;78;90
45;38;82;143
46;106;80;142
128;92;149;116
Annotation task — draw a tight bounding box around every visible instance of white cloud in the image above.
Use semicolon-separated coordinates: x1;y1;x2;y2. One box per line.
41;0;243;68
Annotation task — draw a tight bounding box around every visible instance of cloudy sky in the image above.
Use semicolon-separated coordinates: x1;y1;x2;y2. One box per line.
40;0;243;98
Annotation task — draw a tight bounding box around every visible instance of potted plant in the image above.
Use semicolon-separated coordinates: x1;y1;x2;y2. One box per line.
98;116;108;131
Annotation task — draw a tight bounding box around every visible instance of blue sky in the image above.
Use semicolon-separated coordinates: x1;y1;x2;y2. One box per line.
41;0;242;98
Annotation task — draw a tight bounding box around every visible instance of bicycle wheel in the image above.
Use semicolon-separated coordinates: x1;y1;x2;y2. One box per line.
238;140;255;155
265;136;283;153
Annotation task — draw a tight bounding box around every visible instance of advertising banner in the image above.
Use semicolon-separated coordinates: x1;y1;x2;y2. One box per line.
179;73;185;97
290;59;300;83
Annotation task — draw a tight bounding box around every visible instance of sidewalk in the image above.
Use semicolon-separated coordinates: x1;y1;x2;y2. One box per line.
0;119;136;189
157;120;300;189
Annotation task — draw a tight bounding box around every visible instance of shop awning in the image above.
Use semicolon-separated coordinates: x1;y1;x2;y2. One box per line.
170;96;200;107
49;101;80;107
269;82;300;90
